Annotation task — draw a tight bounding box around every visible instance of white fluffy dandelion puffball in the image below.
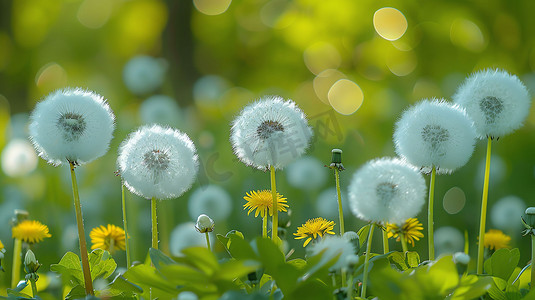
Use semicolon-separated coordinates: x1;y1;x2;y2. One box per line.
230;96;313;170
118;124;198;200
394;99;476;174
123;55;167;95
348;157;426;225
29;88;115;166
453;69;531;139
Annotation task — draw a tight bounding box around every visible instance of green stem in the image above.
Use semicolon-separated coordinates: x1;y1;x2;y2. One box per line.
70;162;94;295
270;166;279;243
400;234;408;253
477;137;492;274
151;197;158;250
262;216;267;238
121;184;132;268
347;273;354;300
531;235;535;289
382;228;389;254
205;232;211;251
361;224;375;299
428;166;436;261
30;278;38;298
11;238;21;288
335;169;345;235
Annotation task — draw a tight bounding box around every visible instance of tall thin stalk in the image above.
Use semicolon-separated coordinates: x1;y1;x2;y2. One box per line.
400;234;409;253
335;168;345;235
477;137;492;274
205;232;211;251
11;238;21;288
121;184;131;268
262;215;268;238
151;197;158;250
69;161;94;295
382;228;389;254
270;166;279;243
531;235;535;289
361;224;375;299
428;166;436;261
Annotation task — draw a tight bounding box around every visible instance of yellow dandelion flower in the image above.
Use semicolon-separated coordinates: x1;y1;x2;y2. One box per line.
0;239;4;250
386;218;424;247
243;190;288;218
483;229;511;251
90;224;126;254
12;220;51;244
294;217;336;247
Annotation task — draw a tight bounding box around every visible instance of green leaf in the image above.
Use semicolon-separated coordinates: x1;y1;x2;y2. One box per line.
405;251;420;268
484;248;520;281
214;259;260;281
388;251;409;271
290;278;331;300
100;274;144;298
88;249;117;281
448;275;492;300
65;285;87;300
159;264;208;284
149;248;177;271
181;247;220;275
287;259;307;270
255;238;285;273
357;224;371;248
50;252;84;286
222;232;257;261
122;264;178;298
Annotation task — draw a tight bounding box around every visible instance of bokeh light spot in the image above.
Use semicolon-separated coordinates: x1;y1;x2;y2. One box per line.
35;62;68;91
373;7;408;41
260;0;294;29
443;187;466;214
386;50;417;76
77;0;112;29
450;19;486;52
328;79;364;115
313;69;346;105
303;42;341;75
194;0;232;16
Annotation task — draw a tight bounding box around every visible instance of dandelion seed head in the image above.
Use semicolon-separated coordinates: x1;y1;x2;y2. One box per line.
348;157;426;225
29;88;115;166
170;222;213;256
316;187;349;220
394;99;476;174
123;55;167;95
308;236;357;272
140;95;181;127
230;96;313;170
491;195;525;231
453;69;531;139
118;124;198;200
1;139;38;177
188;185;232;222
434;226;464;255
286;156;327;190
177;291;199;300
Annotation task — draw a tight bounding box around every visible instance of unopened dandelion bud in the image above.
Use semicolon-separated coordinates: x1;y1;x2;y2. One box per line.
522;207;535;235
24;250;40;274
195;214;214;233
329;149;345;171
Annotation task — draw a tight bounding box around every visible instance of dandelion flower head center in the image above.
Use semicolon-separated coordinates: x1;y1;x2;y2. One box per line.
143;149;170;172
479;96;504;124
376;182;398;207
421;124;449;156
257;120;285;140
57;112;87;142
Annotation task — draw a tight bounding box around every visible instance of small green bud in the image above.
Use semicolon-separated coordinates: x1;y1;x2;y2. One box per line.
327;149;345;171
24;250;41;274
521;207;535;236
195;214;214;233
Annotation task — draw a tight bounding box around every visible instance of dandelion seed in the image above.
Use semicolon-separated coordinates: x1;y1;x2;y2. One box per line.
12;220;51;244
386;218;424;247
294;217;335;247
483;229;511;251
139;95;181;127
348;157;426;225
230;96;313;170
243;190;288;218
453;69;531;139
394;99;476;174
309;236;356;271
118;124;199;199
29;88;115;166
89;225;126;254
123;55;167;95
188;185;232;222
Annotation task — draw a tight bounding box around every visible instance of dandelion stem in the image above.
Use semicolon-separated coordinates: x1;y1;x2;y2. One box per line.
270;166;279;243
69;161;94;295
151;197;158;250
361;223;375;299
262;216;268;238
347;273;354;300
400;234;408;253
382;228;389;254
477;137;492;274
335;168;345;235
121;184;132;268
205;232;211;251
428;166;436;261
11;238;22;288
30;278;38;298
531;235;535;289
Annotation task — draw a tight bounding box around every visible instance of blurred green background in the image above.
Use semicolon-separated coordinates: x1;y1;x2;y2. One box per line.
1;0;535;293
